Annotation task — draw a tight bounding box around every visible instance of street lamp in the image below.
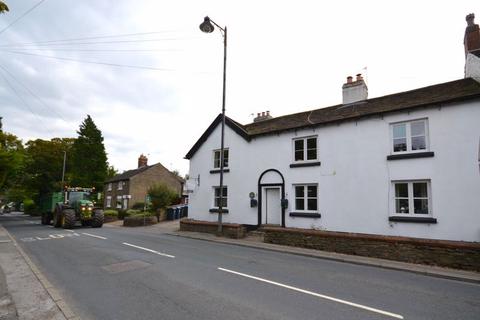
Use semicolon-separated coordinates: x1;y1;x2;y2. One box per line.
199;16;227;234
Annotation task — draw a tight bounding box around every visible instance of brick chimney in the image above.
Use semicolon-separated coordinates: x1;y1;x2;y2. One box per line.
253;110;273;122
464;13;480;79
342;73;368;104
138;154;148;168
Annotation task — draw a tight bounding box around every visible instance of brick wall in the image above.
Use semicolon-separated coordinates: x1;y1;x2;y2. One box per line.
180;219;247;239
263;227;480;271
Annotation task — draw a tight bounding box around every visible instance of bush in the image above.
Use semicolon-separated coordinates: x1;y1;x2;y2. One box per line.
126;209;141;216
23;199;37;215
131;202;146;210
118;209;129;220
104;209;118;217
130;211;153;218
148;183;178;222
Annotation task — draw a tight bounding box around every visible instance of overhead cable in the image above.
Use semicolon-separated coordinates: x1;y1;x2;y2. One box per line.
0;0;47;36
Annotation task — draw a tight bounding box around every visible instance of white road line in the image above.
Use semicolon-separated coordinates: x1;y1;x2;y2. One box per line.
218;267;404;319
82;233;107;240
64;229;75;233
122;242;175;258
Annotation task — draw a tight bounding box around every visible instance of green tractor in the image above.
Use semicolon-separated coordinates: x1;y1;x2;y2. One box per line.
41;187;104;228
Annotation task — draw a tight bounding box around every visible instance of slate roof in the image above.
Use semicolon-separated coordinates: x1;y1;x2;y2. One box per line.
185;78;480;159
105;165;152;183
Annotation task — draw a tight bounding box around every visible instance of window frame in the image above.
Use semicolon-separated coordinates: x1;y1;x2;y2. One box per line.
116;195;122;209
292;135;318;163
212;186;228;209
212;148;229;169
117;181;123;191
293;184;318;213
390;119;429;154
107;183;112;191
106;196;111;208
391;180;432;217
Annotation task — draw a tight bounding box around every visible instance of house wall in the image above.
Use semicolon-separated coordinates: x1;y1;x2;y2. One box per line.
103;181;130;210
188;100;480;242
129;164;183;208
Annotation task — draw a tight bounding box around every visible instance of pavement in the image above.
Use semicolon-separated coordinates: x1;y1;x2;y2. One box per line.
0;218;70;320
0;212;480;320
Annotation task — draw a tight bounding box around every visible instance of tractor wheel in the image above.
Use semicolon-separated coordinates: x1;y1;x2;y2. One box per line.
42;212;52;225
41;213;47;225
53;209;62;228
91;209;104;228
62;209;76;229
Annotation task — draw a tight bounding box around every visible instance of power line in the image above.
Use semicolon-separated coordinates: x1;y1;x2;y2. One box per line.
0;68;53;135
0;37;199;48
0;0;47;36
0;30;189;46
4;50;177;71
0;64;67;122
0;48;184;53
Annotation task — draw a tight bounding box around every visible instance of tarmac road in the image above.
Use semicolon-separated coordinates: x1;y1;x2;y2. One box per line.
1;213;479;320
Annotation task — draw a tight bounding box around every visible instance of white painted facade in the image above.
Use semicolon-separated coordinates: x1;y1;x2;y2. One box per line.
187;97;480;242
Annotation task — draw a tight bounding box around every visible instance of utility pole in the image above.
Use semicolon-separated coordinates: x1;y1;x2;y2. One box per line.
61;151;66;188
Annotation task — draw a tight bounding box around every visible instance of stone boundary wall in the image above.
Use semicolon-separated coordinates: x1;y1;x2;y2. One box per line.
262;227;480;271
180;219;246;239
123;216;156;227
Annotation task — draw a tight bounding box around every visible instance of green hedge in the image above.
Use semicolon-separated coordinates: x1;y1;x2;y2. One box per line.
104;209;118;217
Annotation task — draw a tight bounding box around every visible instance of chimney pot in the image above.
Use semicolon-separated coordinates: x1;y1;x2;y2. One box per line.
262;112;265;116
138;154;148;168
266;111;270;116
342;72;368;104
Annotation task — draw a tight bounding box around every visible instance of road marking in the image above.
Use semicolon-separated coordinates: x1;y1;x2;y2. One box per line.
218;267;404;319
65;229;75;233
82;233;107;240
20;233;80;242
122;242;175;258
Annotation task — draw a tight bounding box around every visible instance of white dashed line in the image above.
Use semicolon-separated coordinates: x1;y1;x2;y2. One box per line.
64;229;75;233
82;233;107;240
122;242;175;258
218;267;404;319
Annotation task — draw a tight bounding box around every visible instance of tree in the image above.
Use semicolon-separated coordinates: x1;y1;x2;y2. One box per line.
0;1;9;14
71;115;108;191
0;131;24;193
107;165;118;179
147;183;178;222
23;138;75;200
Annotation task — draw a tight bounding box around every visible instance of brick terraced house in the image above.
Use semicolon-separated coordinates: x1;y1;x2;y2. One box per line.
104;155;184;210
184;14;480;242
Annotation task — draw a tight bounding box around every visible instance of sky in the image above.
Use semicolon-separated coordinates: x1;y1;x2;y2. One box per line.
0;0;478;176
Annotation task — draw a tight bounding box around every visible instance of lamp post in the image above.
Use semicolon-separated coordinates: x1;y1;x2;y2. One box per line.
199;16;227;234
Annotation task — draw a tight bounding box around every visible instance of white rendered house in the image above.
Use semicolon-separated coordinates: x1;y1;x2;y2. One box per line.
185;15;480;242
